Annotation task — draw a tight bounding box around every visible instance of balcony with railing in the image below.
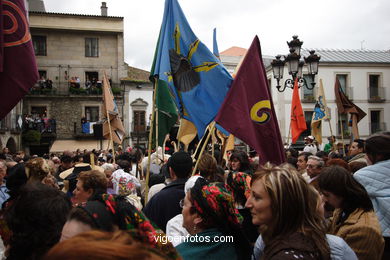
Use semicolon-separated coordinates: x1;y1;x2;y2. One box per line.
370;122;387;135
26;82;123;96
23;115;56;134
368;87;386;103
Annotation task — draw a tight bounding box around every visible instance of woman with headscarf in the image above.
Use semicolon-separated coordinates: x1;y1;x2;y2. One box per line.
226;171;259;244
45;230;168;260
177;178;251;260
246;163;357;260
319;166;384;260
60;194;180;259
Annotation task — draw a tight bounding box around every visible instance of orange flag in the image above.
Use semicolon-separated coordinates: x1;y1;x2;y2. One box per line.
290;79;307;143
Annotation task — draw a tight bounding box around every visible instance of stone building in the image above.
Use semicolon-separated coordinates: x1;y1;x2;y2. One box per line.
23;2;128;154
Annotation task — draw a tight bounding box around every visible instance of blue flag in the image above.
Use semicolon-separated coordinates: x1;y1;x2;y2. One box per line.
151;0;232;137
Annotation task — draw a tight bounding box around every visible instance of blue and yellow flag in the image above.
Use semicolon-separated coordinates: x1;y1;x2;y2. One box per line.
151;0;232;137
311;79;329;144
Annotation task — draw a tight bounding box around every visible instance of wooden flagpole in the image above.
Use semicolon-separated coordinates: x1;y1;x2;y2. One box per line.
103;71;116;164
338;114;346;156
144;77;158;203
286;122;292;147
192;122;215;175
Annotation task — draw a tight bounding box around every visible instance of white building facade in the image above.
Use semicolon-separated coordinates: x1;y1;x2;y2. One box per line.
267;49;390;146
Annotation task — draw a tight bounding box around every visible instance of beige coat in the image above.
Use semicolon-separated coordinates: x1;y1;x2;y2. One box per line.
328;208;384;260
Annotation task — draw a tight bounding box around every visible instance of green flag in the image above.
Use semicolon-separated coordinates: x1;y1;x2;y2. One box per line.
150;24;179;147
153;79;178;146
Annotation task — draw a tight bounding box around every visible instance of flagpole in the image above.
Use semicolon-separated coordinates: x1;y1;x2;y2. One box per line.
192;122;215;175
327;119;336;152
211;128;215;159
220;136;228;166
286;122;291;147
103;72;116;164
145;77;158;203
155;104;159;157
338;114;346;156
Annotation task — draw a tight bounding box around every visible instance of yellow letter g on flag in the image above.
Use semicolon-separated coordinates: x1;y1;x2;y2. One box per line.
250;100;271;124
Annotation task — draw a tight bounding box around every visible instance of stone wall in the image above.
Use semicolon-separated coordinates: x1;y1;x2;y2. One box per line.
23;95;124;139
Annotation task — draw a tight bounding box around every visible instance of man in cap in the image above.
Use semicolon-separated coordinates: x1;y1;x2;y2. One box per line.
143;151;192;232
303;135;318;155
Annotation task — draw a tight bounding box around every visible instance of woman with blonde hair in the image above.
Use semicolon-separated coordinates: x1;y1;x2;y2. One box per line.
246;163;356;260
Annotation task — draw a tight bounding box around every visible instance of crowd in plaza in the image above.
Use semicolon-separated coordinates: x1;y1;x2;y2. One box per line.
0;132;388;259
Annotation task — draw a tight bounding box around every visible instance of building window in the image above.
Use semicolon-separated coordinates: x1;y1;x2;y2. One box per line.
369;74;380;98
133;110;146;133
32;35;47;56
370;110;383;134
336;74;348;95
302;74;315;101
85;106;99;122
85;38;99;57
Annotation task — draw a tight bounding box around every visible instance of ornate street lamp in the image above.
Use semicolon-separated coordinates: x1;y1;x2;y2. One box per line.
271;35;321;92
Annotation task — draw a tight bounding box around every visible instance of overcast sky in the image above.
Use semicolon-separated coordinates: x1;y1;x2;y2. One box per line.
43;0;390;71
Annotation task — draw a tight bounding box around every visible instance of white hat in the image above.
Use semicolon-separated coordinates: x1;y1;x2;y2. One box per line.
184;175;203;194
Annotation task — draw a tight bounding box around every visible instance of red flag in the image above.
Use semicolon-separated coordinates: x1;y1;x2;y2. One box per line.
290;79;307;143
0;0;38;119
215;36;285;166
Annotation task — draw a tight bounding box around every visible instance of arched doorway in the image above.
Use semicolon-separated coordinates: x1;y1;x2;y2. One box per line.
6;137;17;154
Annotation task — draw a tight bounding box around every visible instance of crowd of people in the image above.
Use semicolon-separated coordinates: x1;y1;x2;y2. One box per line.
23;114;56;133
0;132;388;259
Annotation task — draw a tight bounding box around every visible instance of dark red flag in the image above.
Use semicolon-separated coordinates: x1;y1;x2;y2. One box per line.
215;36;285;166
290;79;307;143
0;0;38;119
334;77;366;138
334;77;366;122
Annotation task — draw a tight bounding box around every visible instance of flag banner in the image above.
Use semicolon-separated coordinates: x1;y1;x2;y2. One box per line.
290;79;307;144
151;0;232;138
102;73;125;144
0;0;39;119
311;79;329;144
334;77;366;138
152;78;178;147
334;77;366;122
177;118;197;146
213;28;220;59
215;36;285;166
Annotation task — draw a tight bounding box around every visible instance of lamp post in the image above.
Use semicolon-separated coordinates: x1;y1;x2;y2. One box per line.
271;35;321;92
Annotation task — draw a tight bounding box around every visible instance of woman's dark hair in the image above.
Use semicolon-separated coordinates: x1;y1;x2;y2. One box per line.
67;207;98;229
365;134;390;164
353;139;365;151
5;183;71;260
229;150;251;174
190;178;251;260
5;163;27;201
318;166;373;214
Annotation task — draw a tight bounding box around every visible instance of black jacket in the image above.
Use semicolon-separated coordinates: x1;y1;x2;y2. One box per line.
143;178;187;232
